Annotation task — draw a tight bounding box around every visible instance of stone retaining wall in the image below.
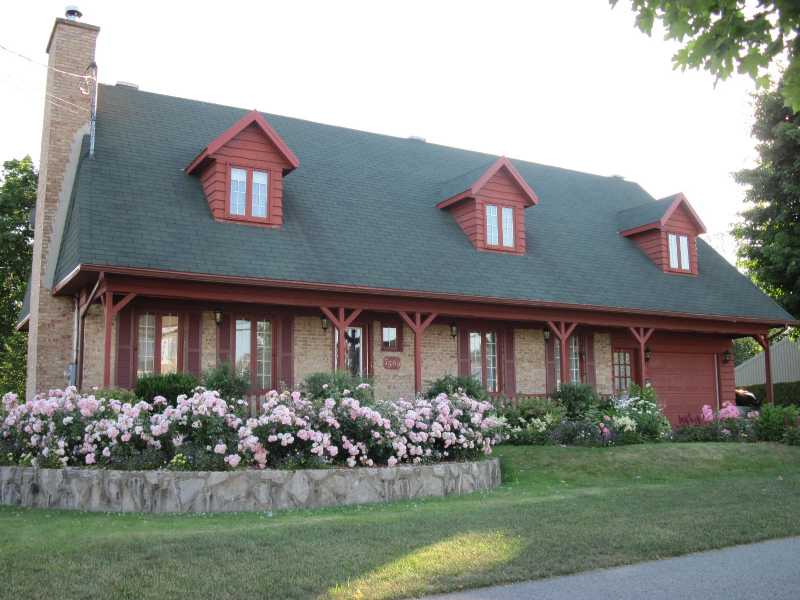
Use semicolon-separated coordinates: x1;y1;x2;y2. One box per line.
0;459;500;513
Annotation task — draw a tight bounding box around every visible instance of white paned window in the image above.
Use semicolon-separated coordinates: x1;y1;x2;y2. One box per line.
335;327;364;377
469;332;483;382
137;313;155;377
160;315;179;375
255;320;272;390
679;235;690;270
486;205;499;245
252;171;268;218
235;319;252;381
485;331;498;392
668;233;679;269
230;168;247;216
502;207;514;247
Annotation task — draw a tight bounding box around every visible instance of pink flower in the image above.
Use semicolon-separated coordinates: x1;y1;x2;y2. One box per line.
224;454;241;468
213;443;227;455
85;453;96;465
701;405;715;422
387;456;398;467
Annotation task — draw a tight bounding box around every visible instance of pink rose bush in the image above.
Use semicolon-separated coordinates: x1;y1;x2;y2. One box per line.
0;386;503;471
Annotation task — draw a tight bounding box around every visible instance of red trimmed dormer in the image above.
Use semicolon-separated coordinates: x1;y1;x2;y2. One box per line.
618;193;706;276
186;110;299;227
437;157;538;254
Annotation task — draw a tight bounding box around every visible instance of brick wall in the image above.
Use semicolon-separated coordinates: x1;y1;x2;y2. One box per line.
421;325;458;386
514;328;546;395
200;311;216;372
371;322;415;400
81;304;114;390
294;316;333;383
594;332;613;395
27;18;99;397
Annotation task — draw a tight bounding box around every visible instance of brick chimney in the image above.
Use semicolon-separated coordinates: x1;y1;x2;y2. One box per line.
26;11;99;397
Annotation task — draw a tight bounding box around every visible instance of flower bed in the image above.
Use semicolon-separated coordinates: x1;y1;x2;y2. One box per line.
0;387;503;471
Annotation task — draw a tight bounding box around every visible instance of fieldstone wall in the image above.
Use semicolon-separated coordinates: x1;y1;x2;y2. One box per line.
0;459;500;514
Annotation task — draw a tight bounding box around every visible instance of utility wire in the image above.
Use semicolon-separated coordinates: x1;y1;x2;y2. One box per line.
0;41;95;81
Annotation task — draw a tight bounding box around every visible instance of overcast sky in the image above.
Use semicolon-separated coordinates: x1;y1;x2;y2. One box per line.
1;1;762;263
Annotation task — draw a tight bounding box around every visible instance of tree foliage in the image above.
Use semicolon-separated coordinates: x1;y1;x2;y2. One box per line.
611;1;800;110
733;337;762;366
0;157;37;396
732;86;800;318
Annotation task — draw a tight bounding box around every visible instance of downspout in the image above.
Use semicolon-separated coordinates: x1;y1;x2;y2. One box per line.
71;295;80;387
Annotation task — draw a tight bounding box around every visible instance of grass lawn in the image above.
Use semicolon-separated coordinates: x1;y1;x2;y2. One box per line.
2;443;799;599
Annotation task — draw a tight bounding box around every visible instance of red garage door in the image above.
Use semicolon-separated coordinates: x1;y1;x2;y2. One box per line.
647;352;717;424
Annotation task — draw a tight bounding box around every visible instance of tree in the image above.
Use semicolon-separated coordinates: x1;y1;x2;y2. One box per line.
611;1;800;110
732;86;800;318
733;337;761;366
0;157;37;396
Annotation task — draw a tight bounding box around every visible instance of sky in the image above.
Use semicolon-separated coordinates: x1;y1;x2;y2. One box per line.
0;0;764;264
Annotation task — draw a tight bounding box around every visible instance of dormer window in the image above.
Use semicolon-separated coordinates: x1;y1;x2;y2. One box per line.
668;233;690;271
186;110;299;228
437;157;538;255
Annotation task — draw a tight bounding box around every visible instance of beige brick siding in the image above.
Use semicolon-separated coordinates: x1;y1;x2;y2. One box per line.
514;328;547;395
293;316;333;384
200;311;217;373
372;322;415;400
421;325;458;388
27;20;99;398
81;304;115;390
594;332;613;395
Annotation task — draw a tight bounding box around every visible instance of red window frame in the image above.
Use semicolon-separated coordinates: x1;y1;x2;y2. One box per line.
133;311;184;377
484;203;517;252
612;348;637;394
229;315;277;393
225;165;274;225
380;321;403;352
665;230;693;274
468;328;500;393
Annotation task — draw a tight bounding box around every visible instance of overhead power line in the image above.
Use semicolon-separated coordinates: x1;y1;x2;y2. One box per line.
0;41;95;81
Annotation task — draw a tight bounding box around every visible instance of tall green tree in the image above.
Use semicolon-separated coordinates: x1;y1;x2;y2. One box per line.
611;1;800;110
733;86;800;318
0;157;37;396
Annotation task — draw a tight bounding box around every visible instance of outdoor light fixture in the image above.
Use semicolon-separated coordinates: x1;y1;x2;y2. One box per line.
644;347;652;362
213;310;223;326
321;316;329;331
722;349;732;364
449;323;458;338
543;329;550;341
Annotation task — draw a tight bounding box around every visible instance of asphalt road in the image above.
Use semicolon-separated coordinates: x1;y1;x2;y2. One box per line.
421;537;800;600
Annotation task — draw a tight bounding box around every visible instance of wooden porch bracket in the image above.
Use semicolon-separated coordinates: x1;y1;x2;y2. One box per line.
398;311;439;395
320;307;363;373
547;320;578;385
754;333;774;404
629;326;655;387
102;292;138;387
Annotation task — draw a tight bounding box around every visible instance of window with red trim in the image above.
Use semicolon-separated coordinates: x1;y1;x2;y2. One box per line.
136;312;182;377
229;316;274;392
227;166;271;223
380;323;403;352
485;204;515;249
612;349;634;394
468;329;499;392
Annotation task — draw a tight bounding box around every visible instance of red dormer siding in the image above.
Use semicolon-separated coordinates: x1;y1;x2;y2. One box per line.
629;229;665;270
438;157;537;254
662;201;701;276
187;111;299;228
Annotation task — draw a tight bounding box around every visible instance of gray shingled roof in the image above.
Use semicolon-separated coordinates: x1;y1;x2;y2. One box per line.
51;84;793;323
617;195;678;232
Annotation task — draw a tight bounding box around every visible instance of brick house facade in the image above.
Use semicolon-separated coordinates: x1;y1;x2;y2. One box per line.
19;13;795;424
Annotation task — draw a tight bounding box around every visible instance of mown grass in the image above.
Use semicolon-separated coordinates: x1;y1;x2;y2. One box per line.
1;443;799;600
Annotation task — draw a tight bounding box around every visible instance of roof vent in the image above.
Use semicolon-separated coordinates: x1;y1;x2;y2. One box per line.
610;174;625;179
408;135;426;142
116;81;139;90
64;5;83;20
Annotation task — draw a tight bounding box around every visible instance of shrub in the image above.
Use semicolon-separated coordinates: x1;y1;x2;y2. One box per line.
753;404;800;441
302;371;374;403
743;381;800;407
554;384;598;419
87;388;138;403
0;387;503;470
621;384;671;441
784;427;800;446
202;364;250;401
425;375;488;401
134;373;199;404
500;396;565;428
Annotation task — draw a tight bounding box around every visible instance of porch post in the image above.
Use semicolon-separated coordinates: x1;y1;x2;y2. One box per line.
547;321;578;386
628;326;655;386
102;292;113;387
755;334;774;404
320;307;363;373
398;311;438;395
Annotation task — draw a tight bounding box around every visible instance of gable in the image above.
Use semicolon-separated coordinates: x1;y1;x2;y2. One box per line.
663;200;702;235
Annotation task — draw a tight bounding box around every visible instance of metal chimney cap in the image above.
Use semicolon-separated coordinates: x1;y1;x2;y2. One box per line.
65;6;83;20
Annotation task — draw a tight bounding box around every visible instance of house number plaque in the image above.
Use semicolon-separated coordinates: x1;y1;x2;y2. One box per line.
383;356;401;370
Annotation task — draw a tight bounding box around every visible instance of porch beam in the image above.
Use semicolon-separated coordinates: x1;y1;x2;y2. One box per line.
755;333;774;405
629;326;655;386
99;274;781;337
320;307;362;373
547;320;578;385
101;292;139;387
398;311;439;395
79;273;105;319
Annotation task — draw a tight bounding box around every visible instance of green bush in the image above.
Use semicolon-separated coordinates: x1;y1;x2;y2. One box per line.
753;404;800;441
302;371;374;402
134;372;199;404
500;396;565;428
202;364;250;401
425;374;488;401
88;388;138;403
625;384;671;441
784;427;800;446
554;383;599;419
743;381;800;406
672;418;754;443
